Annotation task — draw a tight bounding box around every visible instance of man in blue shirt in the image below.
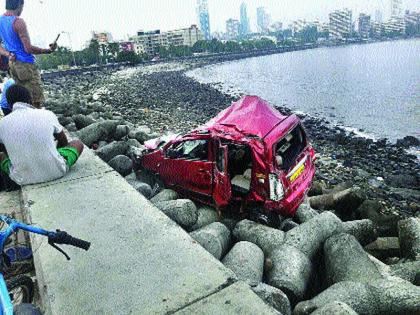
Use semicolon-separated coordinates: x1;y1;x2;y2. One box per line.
0;75;14;115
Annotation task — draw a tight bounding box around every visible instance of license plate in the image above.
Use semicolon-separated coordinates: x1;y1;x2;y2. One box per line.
290;164;305;182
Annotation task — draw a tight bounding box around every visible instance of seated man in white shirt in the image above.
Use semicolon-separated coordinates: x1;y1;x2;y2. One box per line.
0;84;84;186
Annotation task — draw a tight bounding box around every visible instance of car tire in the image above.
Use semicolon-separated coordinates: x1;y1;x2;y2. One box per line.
7;275;34;304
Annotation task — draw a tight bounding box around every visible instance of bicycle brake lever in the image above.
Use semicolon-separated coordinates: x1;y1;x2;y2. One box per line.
49;243;71;260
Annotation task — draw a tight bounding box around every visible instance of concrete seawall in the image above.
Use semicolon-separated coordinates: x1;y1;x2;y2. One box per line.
19;148;277;314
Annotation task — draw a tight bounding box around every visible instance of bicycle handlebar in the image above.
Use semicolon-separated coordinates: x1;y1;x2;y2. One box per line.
48;230;91;251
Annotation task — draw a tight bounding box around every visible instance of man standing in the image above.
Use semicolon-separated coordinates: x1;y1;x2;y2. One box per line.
0;0;57;108
0;85;84;186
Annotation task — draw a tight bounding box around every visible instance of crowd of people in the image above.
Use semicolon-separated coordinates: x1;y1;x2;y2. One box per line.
0;0;83;190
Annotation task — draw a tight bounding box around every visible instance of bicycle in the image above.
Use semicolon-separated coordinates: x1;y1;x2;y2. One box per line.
0;215;90;315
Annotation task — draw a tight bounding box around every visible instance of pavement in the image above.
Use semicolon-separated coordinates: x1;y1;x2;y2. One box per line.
17;148;277;314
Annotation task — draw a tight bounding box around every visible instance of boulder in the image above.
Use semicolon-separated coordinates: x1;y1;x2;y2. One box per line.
150;189;178;204
96;141;129;162
398;218;420;260
108;155;133;177
251;283;291;315
129;125;153;143
222;241;264;286
190;222;230;259
365;237;400;261
154;199;198;229
308;181;327;197
324;233;382;285
72;114;95;130
356;200;399;236
190;206;219;231
114;125;130;140
396;136;420;148
233;220;285;256
343;219;378;246
77;120;120;147
127;180;152;199
310;302;358;315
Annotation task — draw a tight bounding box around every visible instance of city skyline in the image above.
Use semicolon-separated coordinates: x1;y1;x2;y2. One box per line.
21;0;420;49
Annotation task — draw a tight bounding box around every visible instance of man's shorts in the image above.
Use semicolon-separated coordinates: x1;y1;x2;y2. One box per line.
9;61;45;105
0;147;80;175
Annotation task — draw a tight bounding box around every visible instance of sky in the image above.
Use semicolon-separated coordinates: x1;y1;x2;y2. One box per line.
19;0;420;50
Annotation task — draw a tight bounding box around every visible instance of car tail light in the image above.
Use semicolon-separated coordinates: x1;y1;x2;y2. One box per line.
309;147;316;162
269;174;284;201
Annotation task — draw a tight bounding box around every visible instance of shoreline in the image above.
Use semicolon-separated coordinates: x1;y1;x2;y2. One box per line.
42;54;420;218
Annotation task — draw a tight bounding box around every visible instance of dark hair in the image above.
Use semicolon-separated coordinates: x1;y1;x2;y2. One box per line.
6;0;24;10
6;84;32;106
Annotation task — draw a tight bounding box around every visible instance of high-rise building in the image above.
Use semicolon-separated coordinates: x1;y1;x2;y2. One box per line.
329;9;353;40
226;19;241;40
384;17;405;34
358;14;371;38
239;2;250;37
391;0;403;17
375;9;383;23
257;7;271;34
405;10;420;34
197;0;211;40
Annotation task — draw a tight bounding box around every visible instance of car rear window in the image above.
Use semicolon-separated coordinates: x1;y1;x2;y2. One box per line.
275;125;306;170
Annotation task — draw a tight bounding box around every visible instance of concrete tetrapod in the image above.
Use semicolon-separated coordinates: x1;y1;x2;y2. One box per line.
222;241;264;286
295;202;319;224
150;189;178;204
267;245;313;304
190;206;219;231
233;219;285;256
308;188;365;216
398;217;420;260
77;120;120;147
310;301;358;315
323;233;382;285
252;283;292;315
284;211;343;259
189;222;231;260
342;219;378;246
154;199;198;230
294;279;420;315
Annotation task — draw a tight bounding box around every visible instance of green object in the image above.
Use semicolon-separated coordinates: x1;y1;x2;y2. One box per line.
58;147;79;167
0;157;11;174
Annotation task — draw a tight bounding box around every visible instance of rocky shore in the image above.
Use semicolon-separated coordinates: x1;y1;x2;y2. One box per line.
40;59;420;314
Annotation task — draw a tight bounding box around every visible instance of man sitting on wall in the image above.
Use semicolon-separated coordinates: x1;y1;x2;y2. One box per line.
0;85;83;186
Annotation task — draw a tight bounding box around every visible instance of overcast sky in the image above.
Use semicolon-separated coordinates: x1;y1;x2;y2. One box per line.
19;0;420;49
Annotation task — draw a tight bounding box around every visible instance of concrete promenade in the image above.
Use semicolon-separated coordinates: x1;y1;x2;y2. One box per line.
18;149;277;314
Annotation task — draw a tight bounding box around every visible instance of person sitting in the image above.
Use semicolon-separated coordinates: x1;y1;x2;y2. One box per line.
0;73;15;116
0;85;83;186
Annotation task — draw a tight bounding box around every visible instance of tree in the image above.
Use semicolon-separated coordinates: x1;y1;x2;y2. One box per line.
88;39;101;64
298;26;319;43
107;42;121;60
116;51;141;64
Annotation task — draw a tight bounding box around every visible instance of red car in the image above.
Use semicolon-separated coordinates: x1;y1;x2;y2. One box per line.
140;96;316;226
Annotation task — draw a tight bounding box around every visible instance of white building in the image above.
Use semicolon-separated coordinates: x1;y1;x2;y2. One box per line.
391;0;404;17
257;7;271;34
329;9;353;40
226;19;240;40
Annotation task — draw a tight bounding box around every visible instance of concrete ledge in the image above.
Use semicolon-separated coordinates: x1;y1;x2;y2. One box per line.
21;148;272;314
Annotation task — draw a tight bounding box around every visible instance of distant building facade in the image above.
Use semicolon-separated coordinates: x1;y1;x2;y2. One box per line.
384;17;405;34
270;21;283;32
405;10;420;34
329;9;353;40
226;19;240;40
131;25;203;55
92;31;113;44
375;9;383;23
197;0;211;40
257;7;271;34
391;0;403;17
119;41;135;52
239;2;250;37
358;14;371;38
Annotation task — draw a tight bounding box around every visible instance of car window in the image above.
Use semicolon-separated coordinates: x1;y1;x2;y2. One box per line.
166;140;208;161
216;146;226;173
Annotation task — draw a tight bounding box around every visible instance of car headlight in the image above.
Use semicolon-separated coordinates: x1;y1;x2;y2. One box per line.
269;174;284;201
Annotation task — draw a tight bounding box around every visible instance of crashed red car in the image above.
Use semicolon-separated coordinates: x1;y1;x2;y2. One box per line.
140;95;316;225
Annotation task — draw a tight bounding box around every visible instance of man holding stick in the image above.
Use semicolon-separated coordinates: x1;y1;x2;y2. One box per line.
0;0;57;108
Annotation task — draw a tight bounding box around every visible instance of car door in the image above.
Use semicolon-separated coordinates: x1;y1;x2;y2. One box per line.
213;143;232;207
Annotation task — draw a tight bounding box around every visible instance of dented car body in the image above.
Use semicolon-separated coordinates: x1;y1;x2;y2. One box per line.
141;96;316;221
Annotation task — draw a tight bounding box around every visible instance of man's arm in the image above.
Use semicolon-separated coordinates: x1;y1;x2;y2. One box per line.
55;131;69;149
13;18;56;55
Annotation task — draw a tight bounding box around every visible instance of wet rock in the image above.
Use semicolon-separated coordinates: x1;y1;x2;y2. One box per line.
66;123;77;132
267;244;313;303
309;188;366;219
190;222;230;259
284;211;343;259
295;202;319;224
190;206;219;231
150;189;178;204
58;116;74;126
154;199;198;229
390;261;420;284
233;219;285;256
294;279;420;315
96;141;129;162
386;174;418;189
396;136;420;148
308;181;327;197
365;237;400;261
343;219;378;246
356;200;400;236
129;125;153;143
72;114;95;130
324;233;382;285
251;283;291;315
310;302;358;315
398;218;420;260
222;241;264;286
77;120;120;147
127;181;152;199
108;155;133;177
114;125;130;140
